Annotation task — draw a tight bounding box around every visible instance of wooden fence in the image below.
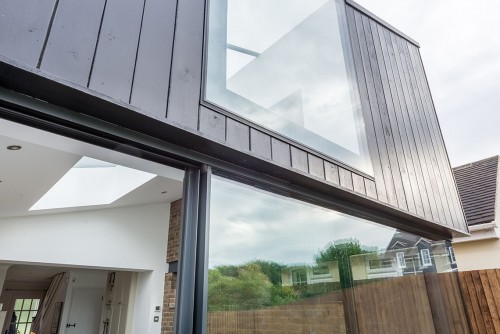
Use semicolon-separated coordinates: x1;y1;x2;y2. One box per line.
207;272;471;334
353;272;469;334
207;292;347;334
459;269;500;333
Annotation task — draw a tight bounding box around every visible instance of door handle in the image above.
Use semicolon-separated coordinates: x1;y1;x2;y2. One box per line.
66;323;76;328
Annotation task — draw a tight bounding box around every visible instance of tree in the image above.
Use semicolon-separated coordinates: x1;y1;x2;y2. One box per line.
249;260;284;285
315;238;374;289
208;260;300;311
208;263;272;311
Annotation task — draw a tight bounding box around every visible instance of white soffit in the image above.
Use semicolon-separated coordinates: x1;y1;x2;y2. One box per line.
0;117;184;182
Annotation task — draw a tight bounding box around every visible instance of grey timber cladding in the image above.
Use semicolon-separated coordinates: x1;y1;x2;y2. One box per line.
0;0;176;118
0;0;57;67
194;4;466;233
0;0;467;234
453;156;499;226
345;5;466;232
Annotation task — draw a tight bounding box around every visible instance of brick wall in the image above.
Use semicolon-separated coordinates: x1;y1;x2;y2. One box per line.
162;273;177;334
166;199;182;262
162;199;182;334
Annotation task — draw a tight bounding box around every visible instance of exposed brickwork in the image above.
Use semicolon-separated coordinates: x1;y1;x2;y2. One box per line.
162;273;177;334
166;199;182;263
162;199;182;334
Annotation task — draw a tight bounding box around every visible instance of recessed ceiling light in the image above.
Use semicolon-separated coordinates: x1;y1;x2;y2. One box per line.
7;145;22;150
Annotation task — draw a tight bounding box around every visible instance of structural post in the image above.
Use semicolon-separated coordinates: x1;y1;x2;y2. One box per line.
174;167;200;334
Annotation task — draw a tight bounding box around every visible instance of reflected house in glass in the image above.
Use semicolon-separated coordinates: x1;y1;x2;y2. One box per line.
0;0;471;333
351;232;457;282
279;231;457;290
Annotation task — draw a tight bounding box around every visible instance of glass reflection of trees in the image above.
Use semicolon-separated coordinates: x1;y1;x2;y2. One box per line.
208;238;377;311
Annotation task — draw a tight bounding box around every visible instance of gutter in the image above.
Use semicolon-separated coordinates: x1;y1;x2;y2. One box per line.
453;222;500;243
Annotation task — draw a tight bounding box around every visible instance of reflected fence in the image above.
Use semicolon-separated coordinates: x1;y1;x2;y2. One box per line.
206;272;470;334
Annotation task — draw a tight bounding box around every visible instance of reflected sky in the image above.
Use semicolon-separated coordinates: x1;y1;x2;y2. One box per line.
208;177;396;268
206;0;373;175
226;1;359;154
227;0;329;54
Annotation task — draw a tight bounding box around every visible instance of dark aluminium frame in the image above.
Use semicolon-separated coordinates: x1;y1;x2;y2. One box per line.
0;73;466;334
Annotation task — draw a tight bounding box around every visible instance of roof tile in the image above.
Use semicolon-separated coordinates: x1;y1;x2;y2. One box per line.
453;156;499;226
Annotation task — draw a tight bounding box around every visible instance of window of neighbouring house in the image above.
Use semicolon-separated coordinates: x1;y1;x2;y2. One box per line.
447;246;456;264
396;252;406;269
312;264;330;277
368;258;394;270
205;0;373;175
420;249;432;267
291;268;308;285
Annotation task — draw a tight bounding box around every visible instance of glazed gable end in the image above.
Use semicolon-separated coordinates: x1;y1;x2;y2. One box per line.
0;0;466;238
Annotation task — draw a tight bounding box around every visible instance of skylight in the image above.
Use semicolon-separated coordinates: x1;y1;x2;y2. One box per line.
30;157;156;211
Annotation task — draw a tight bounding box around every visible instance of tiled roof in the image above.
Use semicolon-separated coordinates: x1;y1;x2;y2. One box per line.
453;156;499;226
386;230;430;251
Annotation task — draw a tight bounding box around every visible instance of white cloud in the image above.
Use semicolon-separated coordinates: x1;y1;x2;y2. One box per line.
208;177;396;267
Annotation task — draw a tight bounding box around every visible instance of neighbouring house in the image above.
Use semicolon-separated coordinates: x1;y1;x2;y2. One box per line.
451;156;500;333
0;1;470;334
351;231;457;281
280;231;457;288
453;156;500;269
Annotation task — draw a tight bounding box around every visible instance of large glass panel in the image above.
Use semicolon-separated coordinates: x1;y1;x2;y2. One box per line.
207;176;467;333
206;0;372;174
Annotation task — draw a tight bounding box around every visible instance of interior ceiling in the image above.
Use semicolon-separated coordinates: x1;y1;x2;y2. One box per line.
5;264;70;284
4;264;108;285
0;132;183;219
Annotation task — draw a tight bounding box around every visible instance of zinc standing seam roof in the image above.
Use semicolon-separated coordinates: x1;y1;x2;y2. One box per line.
453;156;499;226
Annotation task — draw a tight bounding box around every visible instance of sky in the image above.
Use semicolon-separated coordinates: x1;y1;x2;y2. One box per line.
209;177;396;267
354;0;500;167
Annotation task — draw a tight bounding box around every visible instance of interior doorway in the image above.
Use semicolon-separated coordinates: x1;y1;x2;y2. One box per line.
66;288;103;334
0;265;142;334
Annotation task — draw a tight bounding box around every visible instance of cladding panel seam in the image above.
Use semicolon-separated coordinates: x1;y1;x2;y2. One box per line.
36;0;61;69
87;0;109;87
128;0;147;104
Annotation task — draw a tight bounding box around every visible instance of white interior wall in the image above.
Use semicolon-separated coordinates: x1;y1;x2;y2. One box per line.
0;202;170;334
